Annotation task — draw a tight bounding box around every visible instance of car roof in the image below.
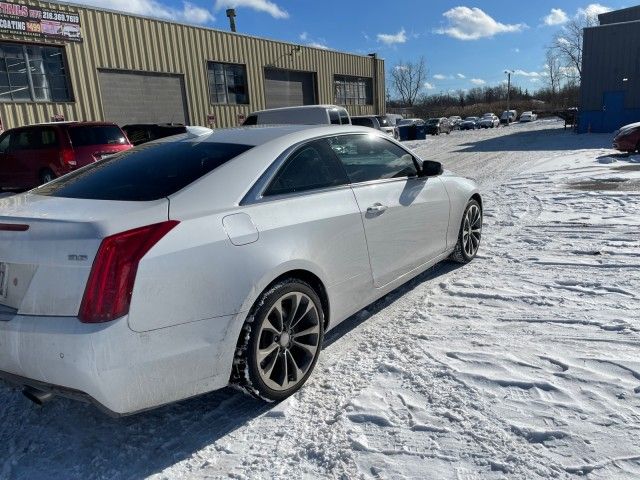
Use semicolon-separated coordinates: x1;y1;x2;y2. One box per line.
167;124;376;146
7;121;120;130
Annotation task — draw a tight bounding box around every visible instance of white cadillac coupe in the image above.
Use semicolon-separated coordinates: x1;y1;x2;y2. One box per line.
0;125;482;415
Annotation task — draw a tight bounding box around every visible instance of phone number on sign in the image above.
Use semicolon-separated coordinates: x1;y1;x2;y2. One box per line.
42;11;79;23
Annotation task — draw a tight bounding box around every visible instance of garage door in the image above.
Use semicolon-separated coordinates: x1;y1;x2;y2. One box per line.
98;70;189;126
264;69;316;109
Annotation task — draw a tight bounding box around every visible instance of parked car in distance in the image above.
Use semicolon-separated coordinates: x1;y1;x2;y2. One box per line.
123;124;213;146
500;110;517;125
519;111;537;122
385;113;404;126
460;117;479;130
0;122;131;191
478;114;499;128
0;124;482;415
425;117;452;135
375;115;399;138
613;121;640;153
350;116;381;130
449;116;462;130
397;118;425;127
352;115;398;138
242;105;351;126
123;123;184;146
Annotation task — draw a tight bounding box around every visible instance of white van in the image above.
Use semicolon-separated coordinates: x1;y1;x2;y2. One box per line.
242;105;351;126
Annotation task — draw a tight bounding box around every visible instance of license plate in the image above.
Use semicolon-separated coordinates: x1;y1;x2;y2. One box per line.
0;262;8;300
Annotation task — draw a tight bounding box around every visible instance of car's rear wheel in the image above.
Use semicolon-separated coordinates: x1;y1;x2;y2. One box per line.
450;199;482;263
39;169;55;185
233;279;324;401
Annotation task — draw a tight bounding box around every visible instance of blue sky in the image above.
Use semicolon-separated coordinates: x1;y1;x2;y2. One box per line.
71;0;628;94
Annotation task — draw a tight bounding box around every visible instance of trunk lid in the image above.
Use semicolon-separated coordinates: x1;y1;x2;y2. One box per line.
0;193;168;316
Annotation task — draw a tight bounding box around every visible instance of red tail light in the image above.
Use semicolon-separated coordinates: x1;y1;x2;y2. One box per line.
79;221;179;323
60;147;76;167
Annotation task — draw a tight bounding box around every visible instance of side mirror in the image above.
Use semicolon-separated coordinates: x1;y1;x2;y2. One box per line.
419;160;443;177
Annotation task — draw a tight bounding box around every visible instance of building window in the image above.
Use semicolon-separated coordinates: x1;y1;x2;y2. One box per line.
207;62;249;105
334;75;372;105
0;42;72;103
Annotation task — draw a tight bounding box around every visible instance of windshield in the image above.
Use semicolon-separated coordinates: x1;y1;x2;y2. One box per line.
465;117;477;121
426;119;439;125
36;141;253;201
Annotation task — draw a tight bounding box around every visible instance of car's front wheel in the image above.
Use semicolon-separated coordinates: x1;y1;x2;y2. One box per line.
450;199;482;263
233;279;324;401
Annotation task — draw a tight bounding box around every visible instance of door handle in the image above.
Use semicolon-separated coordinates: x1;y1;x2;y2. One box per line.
366;203;388;214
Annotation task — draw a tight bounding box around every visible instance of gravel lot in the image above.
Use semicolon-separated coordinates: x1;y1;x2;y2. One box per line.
2;119;640;480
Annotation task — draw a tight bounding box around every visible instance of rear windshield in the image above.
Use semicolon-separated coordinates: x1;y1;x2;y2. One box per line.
375;116;390;127
36;142;253;201
68;126;128;147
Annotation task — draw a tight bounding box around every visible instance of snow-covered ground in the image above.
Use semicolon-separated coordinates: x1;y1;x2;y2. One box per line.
2;119;640;479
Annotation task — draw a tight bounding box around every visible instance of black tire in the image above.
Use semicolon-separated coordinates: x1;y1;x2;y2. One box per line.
232;278;325;402
450;199;482;264
39;169;55;185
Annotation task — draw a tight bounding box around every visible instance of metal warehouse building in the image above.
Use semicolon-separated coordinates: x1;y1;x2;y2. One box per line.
579;6;640;133
0;0;385;130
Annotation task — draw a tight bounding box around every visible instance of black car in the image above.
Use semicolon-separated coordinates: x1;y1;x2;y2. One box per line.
122;123;188;146
460;117;479;130
425;117;452;135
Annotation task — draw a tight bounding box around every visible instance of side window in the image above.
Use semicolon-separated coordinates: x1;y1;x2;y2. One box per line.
0;133;10;153
11;129;42;151
329;109;340;125
328;134;417;183
264;139;349;196
339;109;350;125
40;128;58;148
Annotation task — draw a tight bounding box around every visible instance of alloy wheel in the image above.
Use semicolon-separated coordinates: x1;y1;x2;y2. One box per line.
256;292;321;391
462;204;482;257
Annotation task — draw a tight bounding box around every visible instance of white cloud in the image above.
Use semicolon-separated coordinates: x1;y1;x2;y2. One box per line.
577;3;611;20
307;42;328;50
456;73;466;78
214;0;288;19
543;8;568;26
433;74;449;80
470;78;486;85
72;0;215;23
529;78;540;83
394;65;409;71
436;7;526;40
424;82;436;90
299;32;308;41
513;69;541;77
377;28;407;45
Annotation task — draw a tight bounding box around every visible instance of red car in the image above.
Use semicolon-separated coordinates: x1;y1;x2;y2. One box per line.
0;122;132;190
613;122;640;153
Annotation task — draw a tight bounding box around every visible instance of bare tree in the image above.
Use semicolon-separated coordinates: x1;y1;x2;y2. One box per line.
545;48;562;97
390;56;427;106
550;13;598;81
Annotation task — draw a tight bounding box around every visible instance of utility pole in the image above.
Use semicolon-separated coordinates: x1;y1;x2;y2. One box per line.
504;69;514;122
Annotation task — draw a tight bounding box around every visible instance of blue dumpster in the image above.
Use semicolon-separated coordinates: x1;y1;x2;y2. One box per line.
415;124;427;140
397;124;415;141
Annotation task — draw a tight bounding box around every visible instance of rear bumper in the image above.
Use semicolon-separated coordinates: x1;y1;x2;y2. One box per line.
0;312;242;415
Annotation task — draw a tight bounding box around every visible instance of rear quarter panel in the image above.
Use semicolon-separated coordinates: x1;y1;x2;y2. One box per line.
129;187;372;332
